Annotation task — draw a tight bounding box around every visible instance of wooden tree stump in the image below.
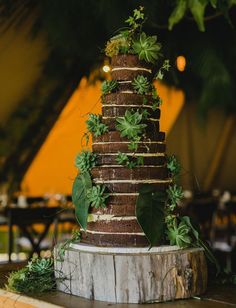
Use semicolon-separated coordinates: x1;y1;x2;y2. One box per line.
54;244;207;303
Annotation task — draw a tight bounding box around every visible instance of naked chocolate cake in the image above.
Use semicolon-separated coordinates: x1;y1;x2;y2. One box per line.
72;7;175;247
80;52;172;246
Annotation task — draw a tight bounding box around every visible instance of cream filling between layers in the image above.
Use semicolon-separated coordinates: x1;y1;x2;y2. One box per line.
112;67;152;73
93;141;164;145
93;165;164;168
98;153;165;156
87;214;137;222
102;116;159;122
93;179;172;184
83;229;145;236
102;104;154;108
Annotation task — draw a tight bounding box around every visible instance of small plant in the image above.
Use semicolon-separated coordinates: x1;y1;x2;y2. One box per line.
86;114;108;137
167;184;184;210
87;185;110;208
116;152;144;169
132;32;162;64
57;229;81;261
167;155;181;178
151;86;162;110
132;75;151;95
125;6;145;32
75;150;97;173
155;60;171;80
105;34;130;57
101;80;118;95
166;218;191;248
116;110;146;140
7;257;55;294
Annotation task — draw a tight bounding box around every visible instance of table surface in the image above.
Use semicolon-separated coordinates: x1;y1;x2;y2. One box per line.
33;285;236;307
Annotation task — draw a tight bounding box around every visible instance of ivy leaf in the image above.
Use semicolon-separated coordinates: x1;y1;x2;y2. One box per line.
168;0;187;30
72;171;92;230
188;0;207;32
136;184;166;247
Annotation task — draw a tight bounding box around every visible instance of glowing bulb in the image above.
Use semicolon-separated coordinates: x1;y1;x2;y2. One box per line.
102;65;111;73
176;55;186;72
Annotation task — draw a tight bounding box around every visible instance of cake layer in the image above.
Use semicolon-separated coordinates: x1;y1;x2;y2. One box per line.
93;180;171;193
90;203;136;216
92;141;165;153
91;166;168;181
87;218;142;233
111;54;153;68
96;153;166;166
111;68;152;81
102;117;159;131
93;130;165;143
102;105;160;118
102;93;152;106
81;231;149;247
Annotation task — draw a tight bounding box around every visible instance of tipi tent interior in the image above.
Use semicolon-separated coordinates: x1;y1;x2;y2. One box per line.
0;2;236;305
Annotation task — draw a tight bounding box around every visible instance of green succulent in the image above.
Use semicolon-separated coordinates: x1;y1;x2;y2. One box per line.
101;80;118;95
116;109;146;140
167;184;184;210
86;114;108;137
116;152;144;169
75;150;97;173
27;258;53;275
132;32;162;63
105;34;130;57
132;75;151;95
167;155;181;178
87;185;110;208
166;219;192;248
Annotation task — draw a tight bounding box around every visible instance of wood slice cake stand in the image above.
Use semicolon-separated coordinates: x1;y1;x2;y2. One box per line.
54;244;207;303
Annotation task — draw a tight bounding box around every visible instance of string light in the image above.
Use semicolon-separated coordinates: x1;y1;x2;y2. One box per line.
102;65;111;73
176;55;186;72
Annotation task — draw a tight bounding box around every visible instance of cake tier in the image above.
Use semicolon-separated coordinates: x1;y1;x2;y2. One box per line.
91;166;168;181
93;130;164;143
81;230;149;247
102;105;160;118
111;54;153;81
96;153;166;166
102;92;153;106
92;141;165;153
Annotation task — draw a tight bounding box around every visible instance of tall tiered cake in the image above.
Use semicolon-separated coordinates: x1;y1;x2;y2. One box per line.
55;8;207;303
82;54;172;247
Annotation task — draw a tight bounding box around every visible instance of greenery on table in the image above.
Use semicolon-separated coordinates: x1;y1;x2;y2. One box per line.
75;150;97;173
86;114;108;138
7;257;55;294
87;184;110;208
132;75;152;95
116;152;144;169
101;80;118;96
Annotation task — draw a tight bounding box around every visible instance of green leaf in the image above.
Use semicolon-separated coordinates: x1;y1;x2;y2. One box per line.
72;171;92;230
188;0;207;32
168;0;187;30
136;184;166;247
